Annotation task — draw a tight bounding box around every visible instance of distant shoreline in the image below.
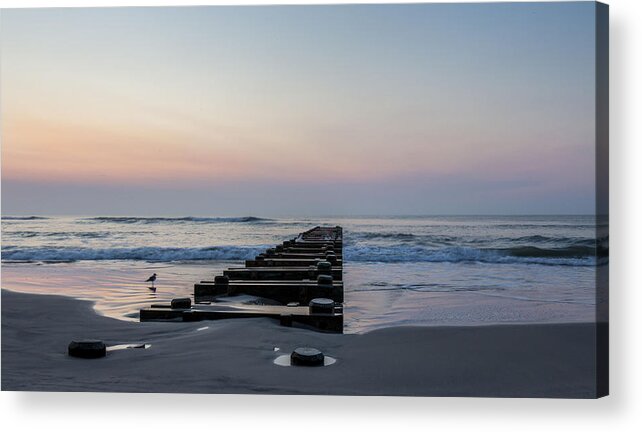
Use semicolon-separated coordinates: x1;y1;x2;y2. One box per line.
1;214;602;219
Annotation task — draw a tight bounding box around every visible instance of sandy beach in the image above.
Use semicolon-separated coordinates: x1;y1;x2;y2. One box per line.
1;289;599;397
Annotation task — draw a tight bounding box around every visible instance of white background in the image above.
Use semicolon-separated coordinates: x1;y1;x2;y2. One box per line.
0;0;639;430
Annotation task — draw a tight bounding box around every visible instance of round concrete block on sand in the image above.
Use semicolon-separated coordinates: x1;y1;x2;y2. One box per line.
68;340;106;359
291;347;324;366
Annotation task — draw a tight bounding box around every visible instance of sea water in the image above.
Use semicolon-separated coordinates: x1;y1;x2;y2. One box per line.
1;215;605;333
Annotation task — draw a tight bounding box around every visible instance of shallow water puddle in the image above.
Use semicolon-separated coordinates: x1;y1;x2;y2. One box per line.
106;343;151;352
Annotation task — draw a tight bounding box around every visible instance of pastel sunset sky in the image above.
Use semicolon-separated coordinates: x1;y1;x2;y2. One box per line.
1;3;597;216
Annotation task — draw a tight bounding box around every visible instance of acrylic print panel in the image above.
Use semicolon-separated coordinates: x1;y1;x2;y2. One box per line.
0;2;608;398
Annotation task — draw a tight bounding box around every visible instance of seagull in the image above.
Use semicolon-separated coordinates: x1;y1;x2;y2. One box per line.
145;273;157;290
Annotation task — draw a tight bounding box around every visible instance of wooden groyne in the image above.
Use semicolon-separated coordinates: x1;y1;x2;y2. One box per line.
140;226;344;333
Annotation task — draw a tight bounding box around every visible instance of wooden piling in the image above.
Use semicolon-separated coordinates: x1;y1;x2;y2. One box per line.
140;226;344;333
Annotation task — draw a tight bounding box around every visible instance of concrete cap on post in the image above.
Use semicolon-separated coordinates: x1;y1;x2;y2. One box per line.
171;298;192;309
214;275;229;286
325;253;337;264
309;298;335;314
317;274;333;287
316;261;332;274
68;340;106;359
291;347;325;366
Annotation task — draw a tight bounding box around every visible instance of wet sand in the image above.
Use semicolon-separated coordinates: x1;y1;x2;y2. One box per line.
1;290;599;397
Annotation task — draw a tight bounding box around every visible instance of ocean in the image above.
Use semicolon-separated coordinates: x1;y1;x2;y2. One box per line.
1;215;605;333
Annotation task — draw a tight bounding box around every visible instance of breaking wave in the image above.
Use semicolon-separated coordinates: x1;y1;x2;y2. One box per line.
1;245;265;263
8;231;113;239
353;232;422;241
84;216;271;224
1;244;604;266
343;244;603;266
349;232;597;247
2;216;49;220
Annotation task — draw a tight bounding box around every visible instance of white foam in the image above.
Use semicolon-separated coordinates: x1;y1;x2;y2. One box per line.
0;245;266;263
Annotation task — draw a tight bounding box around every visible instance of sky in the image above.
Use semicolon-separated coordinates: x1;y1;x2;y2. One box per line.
1;3;597;216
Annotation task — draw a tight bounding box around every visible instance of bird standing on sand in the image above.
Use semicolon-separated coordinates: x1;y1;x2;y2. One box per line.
146;273;157;290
